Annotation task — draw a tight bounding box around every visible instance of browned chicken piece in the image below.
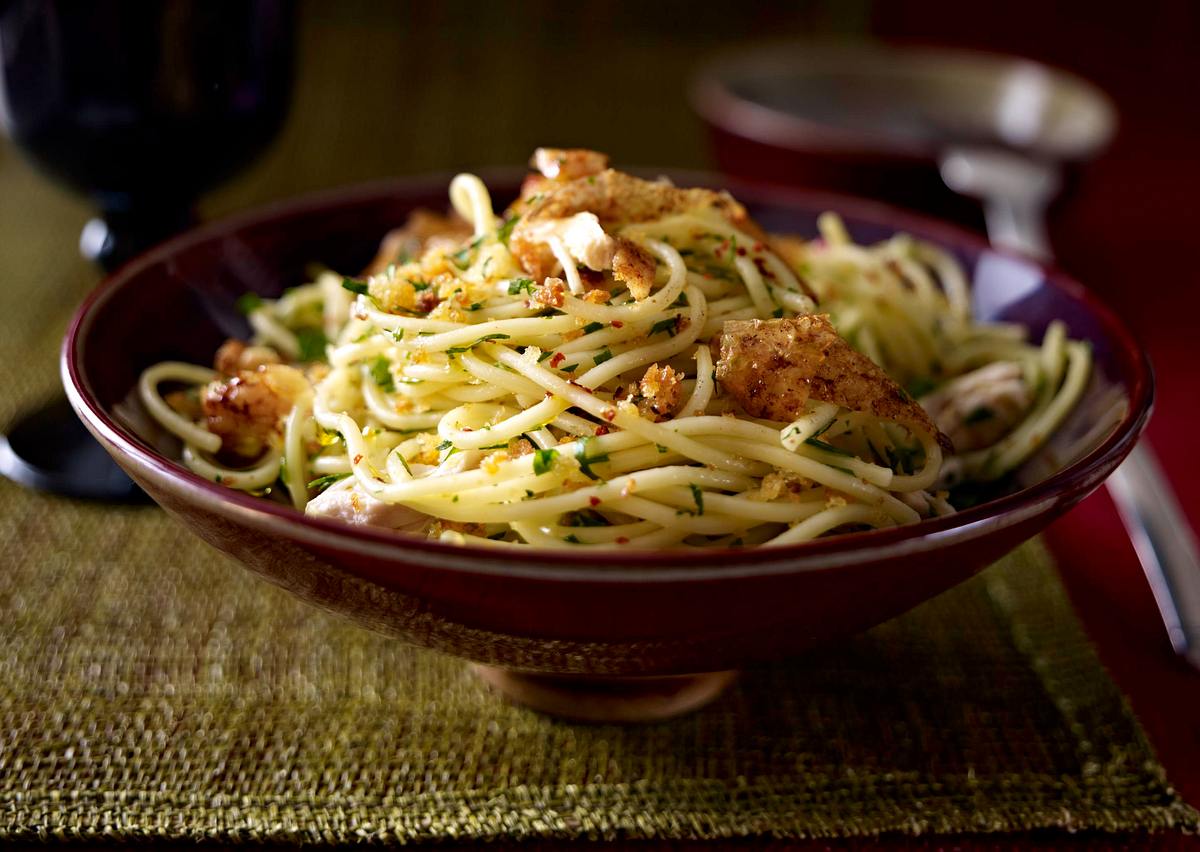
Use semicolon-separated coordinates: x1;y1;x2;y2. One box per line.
616;363;684;422
213;338;281;375
365;209;472;276
202;364;309;458
509;168;768;299
611;238;658;300
514;148;611;207
531;147;610;181
713;316;952;452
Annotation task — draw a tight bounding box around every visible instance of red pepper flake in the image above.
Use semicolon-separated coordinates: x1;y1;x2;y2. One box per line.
736;246;747;256
616;536;629;545
588;496;601;507
753;257;775;278
594;424;610;436
752;242;765;252
611;320;623;329
568;381;593;393
352;454;363;464
549;351;565;368
545;391;554;398
602;408;616;422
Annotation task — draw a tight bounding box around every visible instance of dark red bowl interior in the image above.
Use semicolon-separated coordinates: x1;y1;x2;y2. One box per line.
61;172;1152;672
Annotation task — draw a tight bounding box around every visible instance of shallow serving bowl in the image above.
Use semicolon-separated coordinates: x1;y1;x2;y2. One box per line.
63;172;1151;720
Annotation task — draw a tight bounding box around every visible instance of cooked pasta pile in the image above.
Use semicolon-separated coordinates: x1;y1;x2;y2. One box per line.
137;149;1091;549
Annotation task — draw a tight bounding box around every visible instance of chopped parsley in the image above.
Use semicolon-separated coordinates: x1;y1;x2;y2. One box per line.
446;333;512;355
307;472;350;493
965;406;995;424
533;448;558;475
235;292;264;315
507;277;535;295
582;321;605;334
593;348;614;366
449;238;481;270
369;356;395;392
805;437;855;458
296;327;328;362
341;277;369;296
669;292;690;308
648;317;680;337
562;509;609;527
689;483;705;515
563;534;582;544
497;214;519;246
537;350;554;363
409;278;431;291
574;437;609;480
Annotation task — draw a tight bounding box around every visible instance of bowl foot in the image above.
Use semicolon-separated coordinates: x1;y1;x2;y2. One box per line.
470;665;738;723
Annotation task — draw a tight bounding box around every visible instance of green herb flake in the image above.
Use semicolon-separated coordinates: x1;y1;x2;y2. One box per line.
507;277;535;295
574;437;610;480
648;317;679;337
560;363;579;373
296;327;328;362
307;472;350;493
449;245;474;270
965;406;995;424
563;534;581;544
805;437;855;458
669;292;690;308
369;356;395;392
593;348;614;366
563;509;609;527
582;321;605;334
537;350;554;363
436;440;452;451
771;307;784;318
497;214;520;246
446;333;512;355
235;292;264;315
533;448;558;475
341;277;369;296
689;483;705;515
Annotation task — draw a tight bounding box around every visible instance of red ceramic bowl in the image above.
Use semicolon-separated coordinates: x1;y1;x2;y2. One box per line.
63;172;1151;721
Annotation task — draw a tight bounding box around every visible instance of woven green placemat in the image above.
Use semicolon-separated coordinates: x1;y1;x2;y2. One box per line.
0;488;1196;844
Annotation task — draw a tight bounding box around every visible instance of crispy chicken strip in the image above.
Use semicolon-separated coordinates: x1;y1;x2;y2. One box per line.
202;364;310;458
532;147;610;181
509;168;767;299
713;316;952;452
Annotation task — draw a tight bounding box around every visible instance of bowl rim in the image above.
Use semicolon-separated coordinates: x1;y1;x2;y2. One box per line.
62;170;1153;583
688;40;1118;162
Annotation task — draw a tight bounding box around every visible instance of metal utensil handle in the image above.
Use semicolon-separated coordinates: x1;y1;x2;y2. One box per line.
1107;444;1200;666
946;147;1200;668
